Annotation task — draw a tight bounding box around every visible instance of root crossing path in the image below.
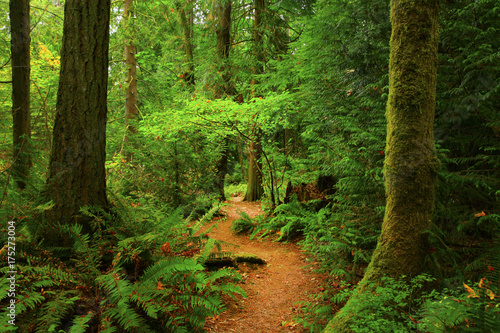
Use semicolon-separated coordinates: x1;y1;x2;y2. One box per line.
201;197;326;333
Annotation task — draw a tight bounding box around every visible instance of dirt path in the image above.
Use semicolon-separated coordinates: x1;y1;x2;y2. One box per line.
200;197;326;333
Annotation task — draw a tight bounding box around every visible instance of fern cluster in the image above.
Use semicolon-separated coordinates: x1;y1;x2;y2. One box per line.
0;202;244;333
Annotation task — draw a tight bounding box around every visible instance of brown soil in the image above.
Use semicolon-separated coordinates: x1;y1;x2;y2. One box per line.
200;197;326;333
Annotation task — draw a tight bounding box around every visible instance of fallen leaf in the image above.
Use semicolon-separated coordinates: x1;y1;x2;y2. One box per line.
161;242;171;256
464;282;479;298
474;211;486;217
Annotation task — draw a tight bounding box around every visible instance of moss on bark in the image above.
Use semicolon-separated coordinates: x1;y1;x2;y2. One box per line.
324;0;440;331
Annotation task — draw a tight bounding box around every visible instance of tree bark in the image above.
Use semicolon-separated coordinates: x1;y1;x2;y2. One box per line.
244;127;264;201
251;0;265;90
324;0;440;331
43;0;111;245
215;0;234;98
9;0;31;189
178;0;195;86
243;0;266;201
213;0;233;201
124;0;138;149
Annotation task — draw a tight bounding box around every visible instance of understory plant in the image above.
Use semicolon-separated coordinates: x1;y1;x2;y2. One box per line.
0;203;245;332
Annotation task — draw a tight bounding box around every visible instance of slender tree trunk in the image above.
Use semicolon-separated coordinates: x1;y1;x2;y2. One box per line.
244;127;264;201
251;0;265;90
215;137;229;201
324;0;440;331
124;0;138;148
43;0;111;245
237;136;247;182
215;0;233;98
10;0;31;189
243;0;265;201
178;0;195;86
213;0;233;201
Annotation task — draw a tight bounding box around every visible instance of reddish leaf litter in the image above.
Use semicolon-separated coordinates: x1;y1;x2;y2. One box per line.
200;197;327;333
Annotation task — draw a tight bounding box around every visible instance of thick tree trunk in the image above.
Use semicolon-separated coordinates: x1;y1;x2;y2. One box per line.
43;0;111;245
324;0;440;331
244;128;264;201
9;0;31;189
124;0;138;147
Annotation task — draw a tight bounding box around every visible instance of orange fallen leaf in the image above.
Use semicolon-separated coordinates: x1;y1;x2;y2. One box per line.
161;242;171;256
157;281;165;290
464;282;479;298
474;211;486;217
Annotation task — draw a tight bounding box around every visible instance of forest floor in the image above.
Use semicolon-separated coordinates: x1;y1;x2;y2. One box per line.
199;197;328;333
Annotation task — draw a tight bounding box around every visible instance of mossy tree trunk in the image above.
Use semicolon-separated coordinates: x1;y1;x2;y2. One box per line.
244;0;265;201
214;0;234;98
244;127;264;201
9;0;31;189
43;0;111;245
213;0;233;201
251;0;265;91
177;0;195;87
324;0;440;331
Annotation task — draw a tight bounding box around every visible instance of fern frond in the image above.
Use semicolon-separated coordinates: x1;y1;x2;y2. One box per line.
35;293;80;333
68;312;95;333
98;273;150;332
140;258;204;284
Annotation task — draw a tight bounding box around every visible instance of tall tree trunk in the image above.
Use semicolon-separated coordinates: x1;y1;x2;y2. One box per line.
10;0;31;189
213;0;233;201
244;127;264;201
243;0;265;201
43;0;111;245
324;0;440;331
177;0;195;86
215;0;233;98
124;0;138;151
251;0;265;90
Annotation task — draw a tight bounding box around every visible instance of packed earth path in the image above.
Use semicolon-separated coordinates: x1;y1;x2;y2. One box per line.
200;197;327;333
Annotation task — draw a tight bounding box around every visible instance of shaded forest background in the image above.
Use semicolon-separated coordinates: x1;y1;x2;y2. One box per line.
0;0;499;332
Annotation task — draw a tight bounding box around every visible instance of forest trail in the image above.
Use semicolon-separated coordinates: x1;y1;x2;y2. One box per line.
200;197;326;333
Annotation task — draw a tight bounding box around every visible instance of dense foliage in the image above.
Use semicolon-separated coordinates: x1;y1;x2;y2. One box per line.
0;0;499;331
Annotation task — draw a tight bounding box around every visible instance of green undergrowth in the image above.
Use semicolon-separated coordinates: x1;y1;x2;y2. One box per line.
231;195;500;332
0;186;245;332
